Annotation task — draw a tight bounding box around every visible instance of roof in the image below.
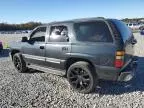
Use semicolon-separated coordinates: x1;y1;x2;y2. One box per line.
42;17;106;26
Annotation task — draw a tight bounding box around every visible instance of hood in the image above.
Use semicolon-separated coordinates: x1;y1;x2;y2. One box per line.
9;41;22;50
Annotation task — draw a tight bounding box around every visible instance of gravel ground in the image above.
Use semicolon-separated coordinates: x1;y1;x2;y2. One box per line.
0;33;144;108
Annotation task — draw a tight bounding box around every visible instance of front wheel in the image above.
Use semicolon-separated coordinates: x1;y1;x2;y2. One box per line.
67;61;98;94
13;53;27;73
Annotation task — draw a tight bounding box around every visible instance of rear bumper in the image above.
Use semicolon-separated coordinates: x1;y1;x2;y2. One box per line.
96;66;119;81
140;31;144;35
118;72;134;82
118;60;137;81
96;58;138;82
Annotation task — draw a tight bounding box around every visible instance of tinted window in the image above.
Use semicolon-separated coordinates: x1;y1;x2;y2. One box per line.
30;27;46;42
74;21;113;42
112;20;132;42
49;26;69;42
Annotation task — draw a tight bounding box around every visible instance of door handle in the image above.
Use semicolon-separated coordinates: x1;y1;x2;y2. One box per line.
40;46;44;49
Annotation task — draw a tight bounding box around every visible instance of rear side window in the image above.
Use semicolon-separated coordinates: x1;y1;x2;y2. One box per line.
111;20;132;42
74;21;113;42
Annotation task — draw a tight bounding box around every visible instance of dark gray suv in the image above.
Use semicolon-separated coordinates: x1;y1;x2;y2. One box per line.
9;18;137;93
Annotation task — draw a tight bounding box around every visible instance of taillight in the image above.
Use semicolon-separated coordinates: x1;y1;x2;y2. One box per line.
115;51;124;68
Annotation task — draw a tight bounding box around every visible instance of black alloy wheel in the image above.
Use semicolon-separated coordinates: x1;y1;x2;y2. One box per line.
13;56;22;71
67;61;97;93
13;53;27;73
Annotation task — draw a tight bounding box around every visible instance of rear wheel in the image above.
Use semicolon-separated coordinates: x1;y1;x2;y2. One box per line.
13;53;27;73
67;61;98;93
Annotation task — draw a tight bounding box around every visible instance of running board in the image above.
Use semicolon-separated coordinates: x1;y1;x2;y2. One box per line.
27;64;65;76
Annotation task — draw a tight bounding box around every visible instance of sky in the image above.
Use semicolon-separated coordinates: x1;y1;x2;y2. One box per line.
0;0;144;24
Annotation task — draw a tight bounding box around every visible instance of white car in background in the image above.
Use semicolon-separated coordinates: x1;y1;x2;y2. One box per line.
126;23;140;30
139;23;144;30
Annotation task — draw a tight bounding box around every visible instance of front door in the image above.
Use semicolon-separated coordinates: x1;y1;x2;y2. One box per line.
22;26;47;65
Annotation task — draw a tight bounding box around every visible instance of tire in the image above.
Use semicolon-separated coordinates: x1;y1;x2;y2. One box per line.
13;53;27;73
67;61;98;94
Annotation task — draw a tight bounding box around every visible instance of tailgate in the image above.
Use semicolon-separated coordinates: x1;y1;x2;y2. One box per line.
124;35;136;64
110;19;137;65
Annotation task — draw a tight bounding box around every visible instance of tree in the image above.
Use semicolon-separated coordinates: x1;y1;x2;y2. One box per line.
0;22;42;31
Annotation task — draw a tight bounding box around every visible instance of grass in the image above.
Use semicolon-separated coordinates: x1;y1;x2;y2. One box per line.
132;30;140;33
2;42;9;49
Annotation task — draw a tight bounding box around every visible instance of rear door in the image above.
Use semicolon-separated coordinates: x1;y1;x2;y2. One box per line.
73;20;116;67
109;20;137;63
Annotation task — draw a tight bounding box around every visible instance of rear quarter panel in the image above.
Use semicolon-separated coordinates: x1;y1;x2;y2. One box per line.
71;42;116;67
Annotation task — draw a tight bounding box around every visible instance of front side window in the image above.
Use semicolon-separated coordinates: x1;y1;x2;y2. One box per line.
49;26;69;42
74;21;113;42
30;27;46;42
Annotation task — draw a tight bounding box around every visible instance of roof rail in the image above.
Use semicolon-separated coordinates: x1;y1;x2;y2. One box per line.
42;17;106;25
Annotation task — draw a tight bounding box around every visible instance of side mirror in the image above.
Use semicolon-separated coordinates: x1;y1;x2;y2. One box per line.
22;36;28;42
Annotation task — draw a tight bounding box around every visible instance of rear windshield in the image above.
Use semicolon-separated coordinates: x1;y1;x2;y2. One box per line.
111;20;132;42
74;21;113;42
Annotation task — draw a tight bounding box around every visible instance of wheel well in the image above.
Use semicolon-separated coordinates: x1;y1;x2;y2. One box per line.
11;50;20;60
65;57;95;72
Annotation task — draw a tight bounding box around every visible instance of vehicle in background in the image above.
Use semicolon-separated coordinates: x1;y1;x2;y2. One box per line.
139;23;144;30
140;28;144;35
0;31;6;34
0;41;3;52
126;23;140;30
0;30;31;34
